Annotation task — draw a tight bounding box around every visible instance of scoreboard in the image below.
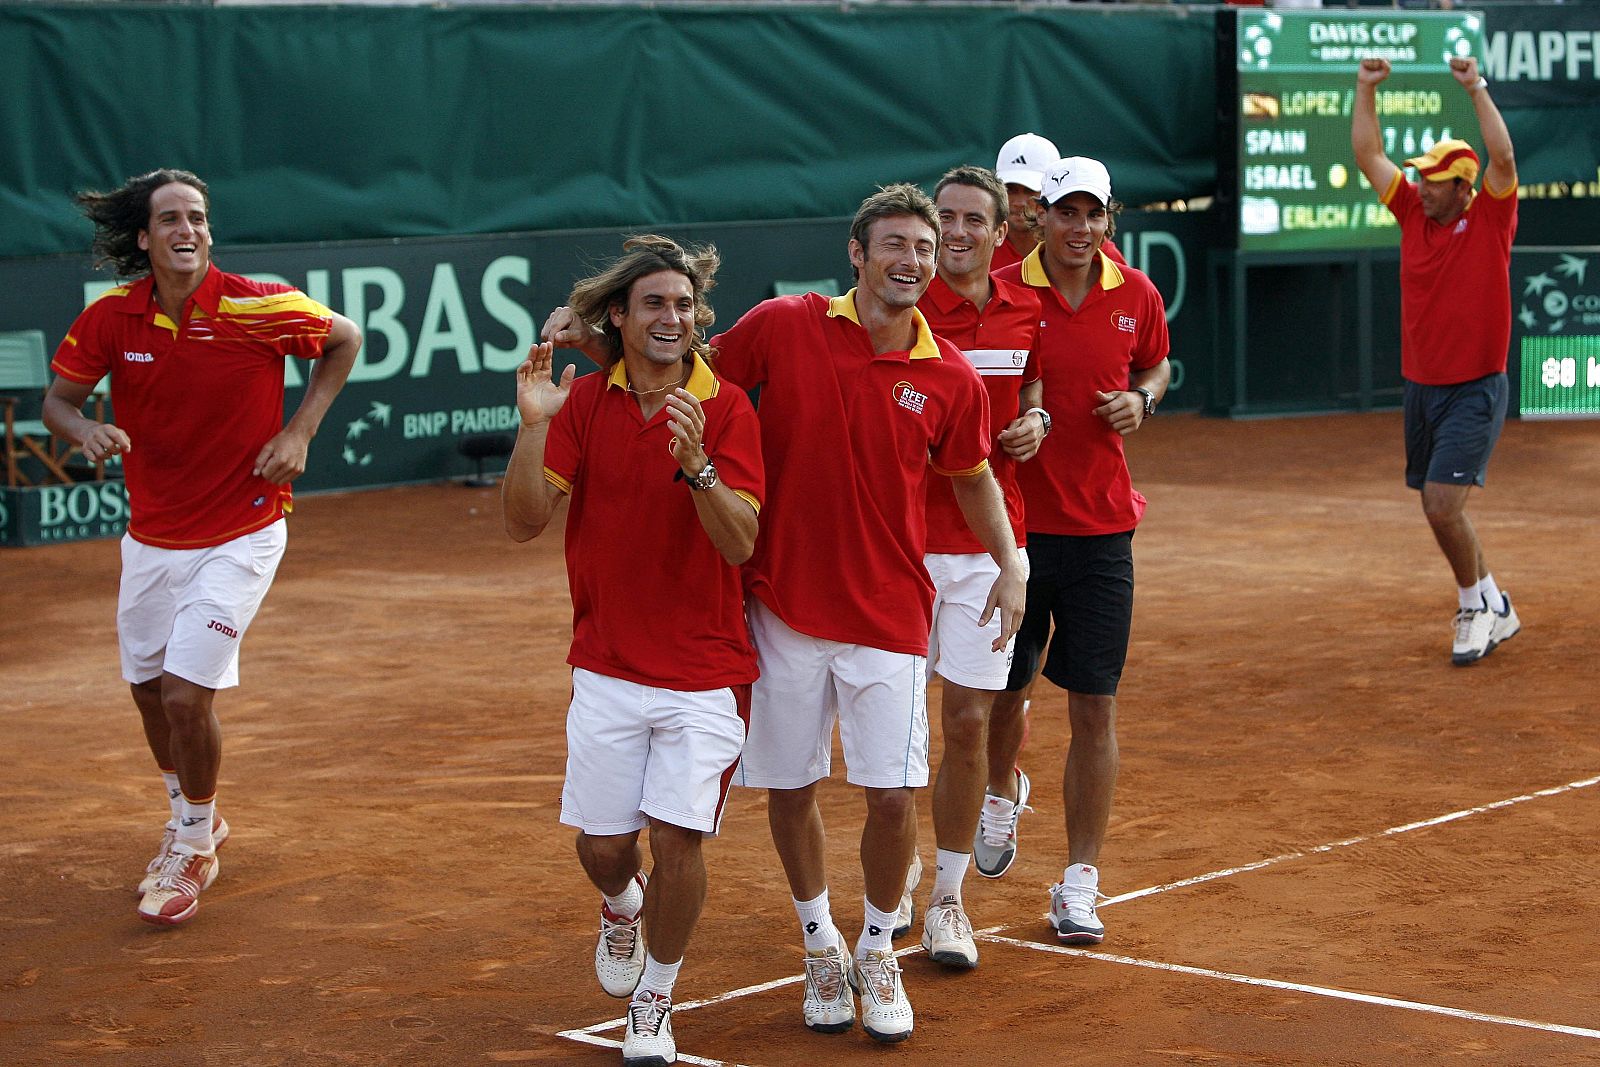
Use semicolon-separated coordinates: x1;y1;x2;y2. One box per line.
1225;9;1486;253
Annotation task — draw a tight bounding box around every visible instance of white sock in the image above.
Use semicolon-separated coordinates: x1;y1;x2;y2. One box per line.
1478;575;1506;614
636;952;681;999
795;889;839;953
161;771;182;826
1457;584;1484;611
857;897;898;957
176;794;215;853
930;848;969;904
603;872;645;919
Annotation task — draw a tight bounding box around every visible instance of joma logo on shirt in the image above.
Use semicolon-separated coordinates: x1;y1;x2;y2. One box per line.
123;351;154;363
892;381;927;415
1111;312;1138;334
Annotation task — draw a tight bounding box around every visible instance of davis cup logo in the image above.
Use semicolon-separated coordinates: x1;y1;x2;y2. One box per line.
893;381;928;415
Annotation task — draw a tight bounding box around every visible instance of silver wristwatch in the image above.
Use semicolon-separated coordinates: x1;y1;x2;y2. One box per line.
687;461;718;491
1133;387;1157;418
1025;406;1052;437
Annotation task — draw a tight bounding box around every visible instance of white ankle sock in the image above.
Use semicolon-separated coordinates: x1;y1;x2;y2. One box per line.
161;771;182;826
637;952;680;999
176;794;215;852
1478;575;1506;614
795;889;839;952
1458;584;1484;611
931;848;969;904
603;873;645;919
857;897;897;957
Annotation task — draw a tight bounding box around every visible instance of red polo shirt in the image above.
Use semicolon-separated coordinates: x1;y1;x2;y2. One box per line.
543;353;763;690
712;291;991;655
1382;171;1517;386
52;266;332;549
996;247;1169;536
919;272;1041;552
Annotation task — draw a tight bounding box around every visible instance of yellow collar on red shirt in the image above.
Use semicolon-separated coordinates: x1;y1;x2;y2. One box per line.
827;288;942;360
1019;246;1126;291
605;351;720;401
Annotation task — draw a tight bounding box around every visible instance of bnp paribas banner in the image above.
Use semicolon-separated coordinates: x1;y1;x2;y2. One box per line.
1513;246;1600;420
0;210;1217;502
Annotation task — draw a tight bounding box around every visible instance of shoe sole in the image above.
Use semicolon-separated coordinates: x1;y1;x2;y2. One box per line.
1057;929;1105;945
864;1025;913;1044
925;946;978;969
973;850;1015;879
805;1019;854;1035
622;1056;673;1067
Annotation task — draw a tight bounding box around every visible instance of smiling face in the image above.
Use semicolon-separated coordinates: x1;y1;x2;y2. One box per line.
1039;190;1109;276
1418;176;1472;225
849;213;937;312
610;269;696;369
138;181;211;280
936;182;1006;284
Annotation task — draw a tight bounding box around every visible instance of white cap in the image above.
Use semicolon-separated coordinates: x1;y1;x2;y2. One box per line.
1039;156;1113;206
994;132;1060;192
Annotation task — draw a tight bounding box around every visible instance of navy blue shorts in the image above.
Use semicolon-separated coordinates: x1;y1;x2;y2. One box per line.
1403;373;1507;491
1005;531;1134;698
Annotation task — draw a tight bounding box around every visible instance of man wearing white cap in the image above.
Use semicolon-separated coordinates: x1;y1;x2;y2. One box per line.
992;155;1171;946
1351;54;1521;667
992;132;1059;272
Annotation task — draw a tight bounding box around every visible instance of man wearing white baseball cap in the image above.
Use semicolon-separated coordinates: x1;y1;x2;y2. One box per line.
992;153;1171;948
992;132;1058;271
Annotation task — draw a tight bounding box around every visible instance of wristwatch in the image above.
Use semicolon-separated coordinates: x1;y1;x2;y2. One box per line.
1025;406;1052;437
687;461;719;491
1133;387;1157;418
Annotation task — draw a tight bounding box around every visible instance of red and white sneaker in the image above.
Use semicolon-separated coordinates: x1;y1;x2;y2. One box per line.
595;872;648;998
137;847;220;926
137;814;230;896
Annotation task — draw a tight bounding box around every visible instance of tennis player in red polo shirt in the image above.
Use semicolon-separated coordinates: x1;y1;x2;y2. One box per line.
43;169;361;928
911;164;1045;970
1352;55;1522;667
992;156;1171;946
504;235;763;1067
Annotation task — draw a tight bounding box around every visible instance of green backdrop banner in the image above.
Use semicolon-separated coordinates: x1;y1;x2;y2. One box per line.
0;3;1215;260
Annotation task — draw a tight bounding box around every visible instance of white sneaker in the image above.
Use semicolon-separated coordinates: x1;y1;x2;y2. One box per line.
893;852;922;939
136;846;219;926
1452;605;1494;666
595;872;647;998
854;948;913;1043
138;814;229;896
920;896;978;969
801;931;856;1034
974;768;1032;878
1489;592;1521;650
622;989;675;1067
1049;863;1106;945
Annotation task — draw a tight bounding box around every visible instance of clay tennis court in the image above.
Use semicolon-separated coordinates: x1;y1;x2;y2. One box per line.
5;410;1600;1065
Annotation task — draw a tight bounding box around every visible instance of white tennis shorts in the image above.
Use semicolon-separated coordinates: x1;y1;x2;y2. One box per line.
559;668;749;836
735;599;929;790
925;550;1021;692
118;519;287;690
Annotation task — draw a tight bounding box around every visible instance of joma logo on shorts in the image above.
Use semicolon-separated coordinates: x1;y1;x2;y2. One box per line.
123;351;154;363
207;619;239;639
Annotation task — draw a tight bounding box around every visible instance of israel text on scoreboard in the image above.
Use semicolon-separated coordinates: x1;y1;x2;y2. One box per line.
1231;9;1486;253
1514;248;1600;420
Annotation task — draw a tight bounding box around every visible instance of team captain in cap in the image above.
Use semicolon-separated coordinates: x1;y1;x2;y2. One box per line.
1351;53;1522;667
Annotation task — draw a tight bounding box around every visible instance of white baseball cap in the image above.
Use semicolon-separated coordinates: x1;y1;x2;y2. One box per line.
1039;156;1113;206
994;132;1060;192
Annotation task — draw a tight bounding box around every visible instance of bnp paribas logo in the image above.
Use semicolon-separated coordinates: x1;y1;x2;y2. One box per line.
342;400;393;467
1520;254;1591;335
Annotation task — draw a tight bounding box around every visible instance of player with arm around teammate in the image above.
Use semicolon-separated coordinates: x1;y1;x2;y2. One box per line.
990;156;1171;945
42;168;361;927
1351;55;1521;666
504;235;763;1067
911;164;1046;969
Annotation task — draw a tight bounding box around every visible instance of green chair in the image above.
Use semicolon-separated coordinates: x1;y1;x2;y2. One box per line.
0;329;105;486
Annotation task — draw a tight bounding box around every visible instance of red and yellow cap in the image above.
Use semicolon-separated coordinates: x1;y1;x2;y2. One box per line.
1404;139;1480;184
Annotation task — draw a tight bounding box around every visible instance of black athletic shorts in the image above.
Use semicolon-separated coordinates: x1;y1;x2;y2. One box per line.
1005;530;1134;697
1403;372;1507;491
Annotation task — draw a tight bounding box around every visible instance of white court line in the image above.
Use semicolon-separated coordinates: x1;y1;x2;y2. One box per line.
982;934;1600;1041
554;774;1600;1060
1103;773;1600;907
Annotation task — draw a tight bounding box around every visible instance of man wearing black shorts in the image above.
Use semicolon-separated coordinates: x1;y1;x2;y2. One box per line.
1352;55;1521;666
990;157;1170;944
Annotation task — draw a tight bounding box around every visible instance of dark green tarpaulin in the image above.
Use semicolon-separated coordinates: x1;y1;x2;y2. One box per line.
0;3;1216;258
